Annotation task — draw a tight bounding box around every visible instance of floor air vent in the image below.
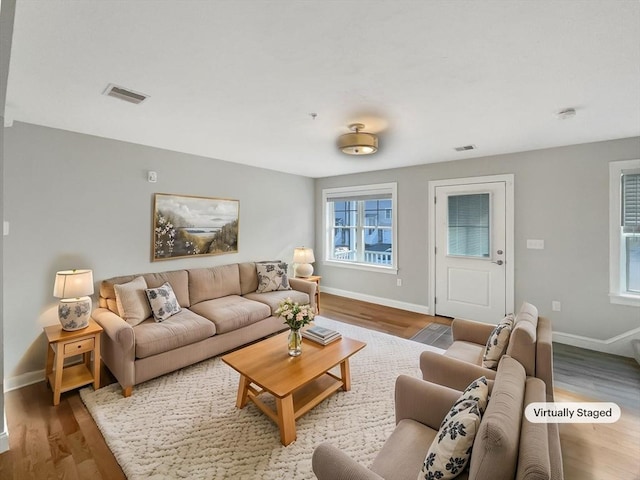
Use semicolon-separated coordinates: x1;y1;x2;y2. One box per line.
454;144;476;152
103;83;148;104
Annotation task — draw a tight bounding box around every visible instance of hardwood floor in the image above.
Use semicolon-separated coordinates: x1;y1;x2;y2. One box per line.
0;292;638;479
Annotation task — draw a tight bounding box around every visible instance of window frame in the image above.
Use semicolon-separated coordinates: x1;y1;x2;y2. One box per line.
323;183;398;274
609;159;640;306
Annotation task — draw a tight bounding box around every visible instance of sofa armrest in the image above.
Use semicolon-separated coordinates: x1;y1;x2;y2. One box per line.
92;308;135;351
312;442;384;480
451;318;495;344
394;374;461;430
289;277;317;311
92;308;136;393
420;351;496;391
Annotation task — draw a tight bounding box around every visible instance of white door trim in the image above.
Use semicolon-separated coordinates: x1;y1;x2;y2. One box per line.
428;174;515;321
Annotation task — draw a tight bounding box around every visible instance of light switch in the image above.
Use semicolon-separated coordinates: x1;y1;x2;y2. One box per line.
527;239;544;249
148;171;158;183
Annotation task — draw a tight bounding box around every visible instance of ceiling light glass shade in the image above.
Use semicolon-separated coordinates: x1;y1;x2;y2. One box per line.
338;124;378;155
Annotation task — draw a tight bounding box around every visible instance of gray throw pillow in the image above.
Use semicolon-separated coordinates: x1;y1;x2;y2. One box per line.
145;282;181;322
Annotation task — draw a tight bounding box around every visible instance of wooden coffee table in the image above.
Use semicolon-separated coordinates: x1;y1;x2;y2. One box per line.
221;330;366;445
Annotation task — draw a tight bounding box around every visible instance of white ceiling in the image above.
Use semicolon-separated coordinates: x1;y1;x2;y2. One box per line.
4;0;640;178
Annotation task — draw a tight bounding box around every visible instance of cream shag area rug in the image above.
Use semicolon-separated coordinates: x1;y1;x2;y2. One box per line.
80;317;444;479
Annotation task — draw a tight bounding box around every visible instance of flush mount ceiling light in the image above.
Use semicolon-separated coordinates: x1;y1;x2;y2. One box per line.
338;123;378;155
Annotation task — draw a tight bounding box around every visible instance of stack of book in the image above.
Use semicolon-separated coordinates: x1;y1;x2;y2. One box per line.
302;325;342;345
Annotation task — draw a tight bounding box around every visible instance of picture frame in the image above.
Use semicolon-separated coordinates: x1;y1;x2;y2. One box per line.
152;193;239;261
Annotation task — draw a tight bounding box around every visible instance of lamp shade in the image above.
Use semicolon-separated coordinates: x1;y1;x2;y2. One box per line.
53;269;94;298
293;247;315;264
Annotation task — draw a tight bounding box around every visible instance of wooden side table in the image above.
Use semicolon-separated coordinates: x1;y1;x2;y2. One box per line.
44;318;103;405
302;275;321;313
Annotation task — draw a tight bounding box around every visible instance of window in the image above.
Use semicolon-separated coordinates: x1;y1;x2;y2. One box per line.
323;183;397;273
447;193;490;257
609;159;640;305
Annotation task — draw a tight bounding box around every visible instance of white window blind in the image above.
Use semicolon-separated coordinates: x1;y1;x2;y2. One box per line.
622;171;640;233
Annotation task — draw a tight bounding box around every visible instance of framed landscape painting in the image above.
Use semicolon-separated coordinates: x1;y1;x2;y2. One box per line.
152;193;239;261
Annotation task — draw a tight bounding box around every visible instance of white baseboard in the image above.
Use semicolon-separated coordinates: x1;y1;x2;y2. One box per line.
0;430;8;454
322;287;640;361
4;369;45;393
321;287;432;315
553;326;640;361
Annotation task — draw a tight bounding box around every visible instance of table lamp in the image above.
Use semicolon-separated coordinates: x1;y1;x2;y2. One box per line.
293;247;315;278
53;269;94;331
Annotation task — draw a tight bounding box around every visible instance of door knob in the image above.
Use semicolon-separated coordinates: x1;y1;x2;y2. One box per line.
492;260;504;265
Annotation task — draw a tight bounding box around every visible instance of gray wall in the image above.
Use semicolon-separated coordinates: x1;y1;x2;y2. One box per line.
3;122;314;382
315;138;640;342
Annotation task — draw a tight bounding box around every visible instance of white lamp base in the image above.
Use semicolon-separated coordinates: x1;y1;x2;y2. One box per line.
295;263;313;278
58;296;92;331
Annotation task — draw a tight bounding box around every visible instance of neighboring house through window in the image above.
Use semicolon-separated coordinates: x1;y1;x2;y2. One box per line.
609;159;640;305
323;183;398;273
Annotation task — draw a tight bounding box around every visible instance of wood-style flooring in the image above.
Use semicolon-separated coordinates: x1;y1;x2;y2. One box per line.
0;292;638;479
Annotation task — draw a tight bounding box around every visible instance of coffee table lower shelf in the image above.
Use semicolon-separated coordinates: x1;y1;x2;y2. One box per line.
238;372;344;446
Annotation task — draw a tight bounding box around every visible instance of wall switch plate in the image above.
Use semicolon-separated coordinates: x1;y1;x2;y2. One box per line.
396;278;402;287
3;221;8;236
527;239;545;249
552;301;561;312
148;171;157;183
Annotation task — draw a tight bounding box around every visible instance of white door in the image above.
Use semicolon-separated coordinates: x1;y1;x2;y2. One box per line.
433;180;510;322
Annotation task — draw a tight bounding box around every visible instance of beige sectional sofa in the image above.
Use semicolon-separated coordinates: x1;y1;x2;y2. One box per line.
312;356;564;480
93;262;316;397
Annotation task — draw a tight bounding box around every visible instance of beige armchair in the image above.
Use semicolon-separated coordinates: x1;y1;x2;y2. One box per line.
312;356;563;480
420;302;556;401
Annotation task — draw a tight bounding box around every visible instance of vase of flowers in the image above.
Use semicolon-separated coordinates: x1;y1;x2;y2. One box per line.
276;297;315;357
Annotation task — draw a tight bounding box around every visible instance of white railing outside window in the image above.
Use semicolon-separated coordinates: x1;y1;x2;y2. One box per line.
323;183;398;273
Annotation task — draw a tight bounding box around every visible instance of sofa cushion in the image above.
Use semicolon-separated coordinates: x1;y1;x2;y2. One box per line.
145;282;181;322
514;302;539;329
188;265;242;305
469;355;525;480
420;399;481;480
244;289;310;315
102;270;190;310
371;419;438;480
239;262;259;295
133;309;216;359
189;295;271;334
482;314;514;369
256;262;291;293
114;276;152;326
444;341;485;366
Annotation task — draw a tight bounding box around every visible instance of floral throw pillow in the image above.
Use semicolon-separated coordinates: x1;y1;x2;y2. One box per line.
441;377;489;426
419;399;482;480
482;314;514;369
145;282;181;322
256;262;291;293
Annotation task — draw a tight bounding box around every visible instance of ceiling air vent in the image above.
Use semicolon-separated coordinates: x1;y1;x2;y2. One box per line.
103;83;148;104
454;144;476;152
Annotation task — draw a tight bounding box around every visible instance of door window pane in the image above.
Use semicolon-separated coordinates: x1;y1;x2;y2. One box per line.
448;194;490;257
